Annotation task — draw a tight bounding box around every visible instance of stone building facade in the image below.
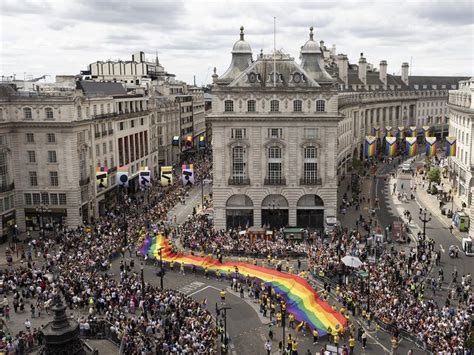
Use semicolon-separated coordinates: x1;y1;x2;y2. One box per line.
210;27;469;230
447;78;474;210
209;27;339;230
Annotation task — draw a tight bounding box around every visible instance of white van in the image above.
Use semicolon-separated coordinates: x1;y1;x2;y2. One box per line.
401;163;412;173
462;238;474;256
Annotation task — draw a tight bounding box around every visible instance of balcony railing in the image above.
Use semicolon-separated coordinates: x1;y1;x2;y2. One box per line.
228;177;250;185
300;177;322;185
79;177;90;186
264;178;286;186
0;182;14;193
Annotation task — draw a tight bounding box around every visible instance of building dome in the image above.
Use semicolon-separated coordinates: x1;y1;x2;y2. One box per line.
301;26;321;54
232;26;252;54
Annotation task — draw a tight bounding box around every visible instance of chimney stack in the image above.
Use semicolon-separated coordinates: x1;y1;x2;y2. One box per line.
379;60;387;89
337;54;348;89
401;62;409;85
358;53;367;88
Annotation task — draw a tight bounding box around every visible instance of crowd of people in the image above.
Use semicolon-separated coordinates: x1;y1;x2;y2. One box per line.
0;154;218;353
310;174;473;353
176;213;308;259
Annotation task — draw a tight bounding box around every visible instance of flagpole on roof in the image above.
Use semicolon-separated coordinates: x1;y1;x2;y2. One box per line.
273;16;276;88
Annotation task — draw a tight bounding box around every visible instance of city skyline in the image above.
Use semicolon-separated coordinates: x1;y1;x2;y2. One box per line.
1;0;473;85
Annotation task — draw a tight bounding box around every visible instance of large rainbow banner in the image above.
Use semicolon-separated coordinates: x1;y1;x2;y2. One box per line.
385;126;393;137
446;136;456;157
426;137;437;157
385;137;397;156
405;137;417;156
409;126;417;138
141;235;347;335
364;136;377;158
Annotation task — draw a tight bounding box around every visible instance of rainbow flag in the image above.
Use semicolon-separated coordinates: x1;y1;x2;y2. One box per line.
446;136;456;156
364;136;377;158
422;126;431;138
385;137;397;156
405;137;417;156
372;127;380;138
385;126;393;137
426;137;437;157
397;127;405;140
142;235;347;335
409;126;417;138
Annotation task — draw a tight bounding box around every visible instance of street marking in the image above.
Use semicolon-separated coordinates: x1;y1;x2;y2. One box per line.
187;284;221;297
440;244;445;253
177;281;205;294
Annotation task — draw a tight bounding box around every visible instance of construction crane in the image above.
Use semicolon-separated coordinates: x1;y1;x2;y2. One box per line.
29;75;49;82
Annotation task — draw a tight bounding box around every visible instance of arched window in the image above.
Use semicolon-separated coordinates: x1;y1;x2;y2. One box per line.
270;100;279;113
231;146;246;184
267;146;283;184
293;100;302;112
316;100;326;112
303;146;318;184
247;100;256;112
23;107;32;119
224;100;234;112
45;107;54;119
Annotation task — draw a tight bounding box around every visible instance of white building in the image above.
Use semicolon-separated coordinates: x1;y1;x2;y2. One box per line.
210;27;339;230
447;78;474;210
0;78;154;235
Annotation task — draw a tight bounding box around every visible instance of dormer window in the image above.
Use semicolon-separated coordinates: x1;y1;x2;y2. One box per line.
224;100;234;112
270;100;279;113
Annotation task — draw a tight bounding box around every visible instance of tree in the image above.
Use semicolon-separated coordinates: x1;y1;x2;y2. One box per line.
427;167;441;190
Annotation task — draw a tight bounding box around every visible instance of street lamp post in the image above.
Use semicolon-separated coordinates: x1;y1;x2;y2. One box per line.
36;205;51;239
419;207;432;241
216;303;232;353
201;177;212;211
159;247;164;290
281;303;286;351
140;263;145;290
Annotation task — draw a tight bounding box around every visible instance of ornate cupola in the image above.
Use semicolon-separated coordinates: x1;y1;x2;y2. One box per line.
300;26;333;83
217;26;253;84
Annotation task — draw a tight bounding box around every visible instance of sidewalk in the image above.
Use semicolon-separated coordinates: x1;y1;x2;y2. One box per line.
415;180;468;242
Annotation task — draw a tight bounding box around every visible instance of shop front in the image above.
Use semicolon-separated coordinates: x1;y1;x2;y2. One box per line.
1;210;16;240
24;208;67;232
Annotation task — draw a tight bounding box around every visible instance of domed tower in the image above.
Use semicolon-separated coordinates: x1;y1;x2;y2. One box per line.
218;26;253;84
300;26;333;83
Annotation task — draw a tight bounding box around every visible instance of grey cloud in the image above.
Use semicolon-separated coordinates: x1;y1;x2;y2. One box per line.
413;0;474;25
107;33;146;43
67;0;185;28
0;0;51;15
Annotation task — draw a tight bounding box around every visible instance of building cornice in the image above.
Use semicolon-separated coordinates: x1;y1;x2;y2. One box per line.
207;113;342;123
447;103;474;115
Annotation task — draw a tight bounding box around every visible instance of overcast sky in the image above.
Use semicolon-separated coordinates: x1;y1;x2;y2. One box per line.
1;0;473;85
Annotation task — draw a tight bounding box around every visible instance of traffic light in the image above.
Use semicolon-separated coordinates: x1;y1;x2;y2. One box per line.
199;135;205;147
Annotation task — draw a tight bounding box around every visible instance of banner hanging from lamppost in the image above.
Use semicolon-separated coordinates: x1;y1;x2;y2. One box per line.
422;126;431;138
364;136;377;158
397;126;405;140
446;136;457;156
385;137;397;156
181;164;195;186
160;166;173;186
405;137;417;156
385;126;392;137
425;137;437;157
409;126;417;137
372;127;380;138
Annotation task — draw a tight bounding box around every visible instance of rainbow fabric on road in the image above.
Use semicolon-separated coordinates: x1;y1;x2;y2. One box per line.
141;235;347;335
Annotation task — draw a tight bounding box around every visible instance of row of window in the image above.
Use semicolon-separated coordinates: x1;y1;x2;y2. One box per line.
27;150;57;163
230;128;319;140
119;118;146;131
224;99;326;113
25;133;56;144
29;171;59;187
19;107;55;120
96;141;114;156
0;195;14;213
24;193;67;206
232;146;318;183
